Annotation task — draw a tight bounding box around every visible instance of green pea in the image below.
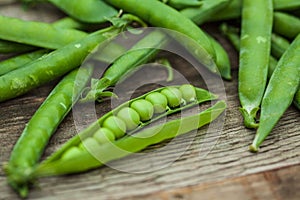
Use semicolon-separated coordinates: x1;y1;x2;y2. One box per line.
145;92;168;113
179;84;196;103
61;147;83;161
116;107;140;130
160;87;182;108
130;99;154;121
102;116;126;138
93;128;116;144
79;137;100;150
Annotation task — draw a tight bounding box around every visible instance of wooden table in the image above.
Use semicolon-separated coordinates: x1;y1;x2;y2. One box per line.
0;3;299;200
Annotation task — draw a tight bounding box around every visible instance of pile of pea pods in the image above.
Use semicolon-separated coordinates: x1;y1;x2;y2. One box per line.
0;0;299;198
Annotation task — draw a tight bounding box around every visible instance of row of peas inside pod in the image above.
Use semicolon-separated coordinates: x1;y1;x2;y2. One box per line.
61;84;208;160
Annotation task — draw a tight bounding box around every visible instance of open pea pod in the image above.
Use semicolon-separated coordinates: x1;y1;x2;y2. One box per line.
34;100;226;177
32;85;221;176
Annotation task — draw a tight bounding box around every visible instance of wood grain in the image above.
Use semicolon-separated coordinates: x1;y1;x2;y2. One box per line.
0;3;299;200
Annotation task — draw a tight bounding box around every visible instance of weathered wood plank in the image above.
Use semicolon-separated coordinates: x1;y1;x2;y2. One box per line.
0;3;299;200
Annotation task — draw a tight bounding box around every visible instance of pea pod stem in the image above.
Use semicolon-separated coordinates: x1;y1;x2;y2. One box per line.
3;66;93;198
250;34;300;152
238;0;273;128
34;100;226;177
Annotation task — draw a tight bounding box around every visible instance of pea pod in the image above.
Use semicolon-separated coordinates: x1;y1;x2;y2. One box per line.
0;39;36;54
0;17;90;76
0;15;87;49
220;23;278;78
239;0;273;128
271;33;291;59
0;27;119;103
166;0;203;10
37;85;218;166
180;0;230;25
81;30;168;102
208;0;300;22
250;34;300;152
273;12;300;40
3;66;93;198
33;99;226;177
221;23;300;109
179;0;232;80
0;49;49;76
46;0;118;23
104;0;218;73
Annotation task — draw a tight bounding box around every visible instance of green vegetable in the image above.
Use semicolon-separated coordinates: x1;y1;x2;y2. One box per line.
81;30;168;102
3;66;93;198
46;0;118;23
238;0;273;128
93;128;116;144
117;107;141;131
0;27;119;103
33;98;226;177
103;0;218;73
0;49;49;76
180;0;230;25
271;33;291;59
0;15;87;49
179;84;196;103
166;0;203;10
0;17;90;76
273;12;300;39
250;34;300;152
0;39;36;54
145;92;168;114
102;116;127;138
160;87;183;108
130;99;154;122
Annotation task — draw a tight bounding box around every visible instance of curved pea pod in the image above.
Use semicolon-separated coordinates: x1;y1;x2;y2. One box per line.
0;27;119;103
238;0;273;128
33;100;226;177
3;66;93;198
47;0;118;23
0;15;88;49
273;12;300;40
36;85;218;167
207;35;231;80
179;0;232;80
81;30;168;102
249;34;300;152
104;0;218;74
